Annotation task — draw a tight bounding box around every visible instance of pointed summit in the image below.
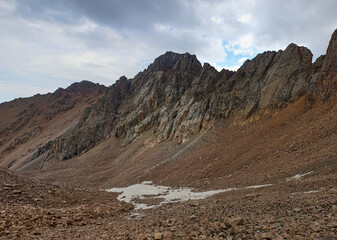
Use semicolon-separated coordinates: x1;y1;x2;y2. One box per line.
313;29;337;101
147;51;202;73
324;28;337;60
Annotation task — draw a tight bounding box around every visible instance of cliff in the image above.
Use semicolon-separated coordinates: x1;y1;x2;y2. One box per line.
0;81;106;170
2;29;337;170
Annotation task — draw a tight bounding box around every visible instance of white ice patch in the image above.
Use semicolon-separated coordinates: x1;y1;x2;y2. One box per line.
141;181;153;185
291;190;320;195
301;190;320;194
246;184;273;189
291;171;313;179
106;181;237;210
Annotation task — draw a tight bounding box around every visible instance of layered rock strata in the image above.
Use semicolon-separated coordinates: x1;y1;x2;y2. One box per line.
13;29;337;166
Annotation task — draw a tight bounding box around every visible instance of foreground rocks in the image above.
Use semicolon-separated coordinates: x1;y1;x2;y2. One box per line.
119;183;336;240
0;168;133;239
1;168;336;239
1;30;337;239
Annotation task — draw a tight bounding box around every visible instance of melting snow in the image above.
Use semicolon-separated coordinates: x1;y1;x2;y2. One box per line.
106;181;237;210
291;190;320;195
246;184;273;189
291;171;313;179
301;190;320;194
141;181;153;185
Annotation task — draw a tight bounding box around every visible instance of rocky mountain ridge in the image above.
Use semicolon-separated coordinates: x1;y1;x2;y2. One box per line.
1;29;337;171
0;81;106;170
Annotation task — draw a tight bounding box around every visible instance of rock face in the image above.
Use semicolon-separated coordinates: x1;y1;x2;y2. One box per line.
313;29;337;102
7;29;337;167
224;43;313;122
0;81;106;170
45;52;233;162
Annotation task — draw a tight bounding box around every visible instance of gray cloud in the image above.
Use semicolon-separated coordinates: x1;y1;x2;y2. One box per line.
0;0;336;102
15;0;198;31
251;0;337;56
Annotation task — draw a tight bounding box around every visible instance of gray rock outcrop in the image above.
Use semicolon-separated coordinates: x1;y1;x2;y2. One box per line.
35;29;337;165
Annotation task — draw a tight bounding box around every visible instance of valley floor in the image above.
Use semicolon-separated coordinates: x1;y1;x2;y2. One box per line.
1;168;336;239
1;99;337;239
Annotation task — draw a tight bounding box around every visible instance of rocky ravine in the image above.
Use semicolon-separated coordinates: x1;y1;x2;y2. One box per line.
27;29;337;169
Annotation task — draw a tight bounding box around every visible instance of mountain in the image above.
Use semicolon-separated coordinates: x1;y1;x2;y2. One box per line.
0;81;106;171
1;30;337;240
27;45;314;164
0;30;336;190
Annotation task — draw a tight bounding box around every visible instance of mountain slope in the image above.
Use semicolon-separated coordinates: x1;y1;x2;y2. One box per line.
36;31;334;167
0;30;336;191
0;81;106;171
33;43;315;166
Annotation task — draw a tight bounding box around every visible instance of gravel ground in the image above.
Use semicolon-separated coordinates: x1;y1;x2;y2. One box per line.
1;168;336;239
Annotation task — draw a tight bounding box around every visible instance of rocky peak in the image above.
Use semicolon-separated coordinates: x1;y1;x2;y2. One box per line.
113;76;130;96
283;43;313;68
328;28;337;48
22;29;337;167
313;29;337;102
147;51;202;74
67;80;101;93
53;81;106;99
321;29;337;72
223;43;314;123
313;55;325;73
219;68;236;79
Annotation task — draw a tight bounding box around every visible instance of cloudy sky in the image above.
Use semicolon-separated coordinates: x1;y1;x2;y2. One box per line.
1;0;337;103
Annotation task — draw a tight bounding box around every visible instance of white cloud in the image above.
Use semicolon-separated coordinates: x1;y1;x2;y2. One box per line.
195;37;227;65
0;82;52;103
210;16;223;24
237;34;253;49
238;57;249;63
224;34;255;56
1;0;337;102
224;65;241;71
75;18;99;33
0;0;16;13
154;23;176;32
213;64;240;72
238;14;251;23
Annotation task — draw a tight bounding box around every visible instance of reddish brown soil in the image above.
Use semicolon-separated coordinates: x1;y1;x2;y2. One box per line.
110;177;337;239
0;82;105;171
1;168;336;239
27;97;337;191
1;97;336;239
0;168;133;239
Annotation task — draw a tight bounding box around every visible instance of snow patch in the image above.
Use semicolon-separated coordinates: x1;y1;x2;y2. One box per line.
246;184;273;189
291;190;320;195
141;181;153;185
302;190;320;194
291;171;313;179
106;181;237;210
